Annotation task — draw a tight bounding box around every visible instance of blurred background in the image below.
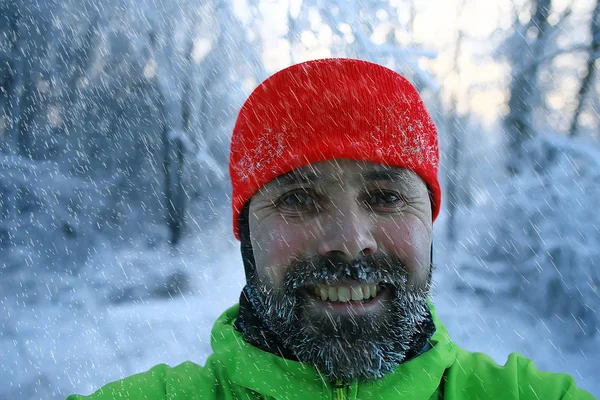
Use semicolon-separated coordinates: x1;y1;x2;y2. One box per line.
1;0;599;398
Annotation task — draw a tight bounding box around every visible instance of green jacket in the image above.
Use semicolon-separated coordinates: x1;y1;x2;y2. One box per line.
67;304;595;400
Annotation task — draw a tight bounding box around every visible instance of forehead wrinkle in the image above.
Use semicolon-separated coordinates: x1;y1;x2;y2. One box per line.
263;163;425;193
266;169;335;190
360;169;424;190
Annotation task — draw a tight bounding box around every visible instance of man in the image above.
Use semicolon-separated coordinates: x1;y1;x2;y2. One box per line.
68;58;594;399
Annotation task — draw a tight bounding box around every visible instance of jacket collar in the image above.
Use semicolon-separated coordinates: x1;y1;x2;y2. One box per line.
212;299;457;399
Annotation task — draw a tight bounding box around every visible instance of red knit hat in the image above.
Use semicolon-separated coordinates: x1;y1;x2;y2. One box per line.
229;58;440;240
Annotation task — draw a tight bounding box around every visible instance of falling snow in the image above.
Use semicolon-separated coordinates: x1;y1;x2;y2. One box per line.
1;0;599;398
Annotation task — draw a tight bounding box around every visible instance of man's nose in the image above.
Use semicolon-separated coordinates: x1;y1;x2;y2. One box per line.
316;208;378;260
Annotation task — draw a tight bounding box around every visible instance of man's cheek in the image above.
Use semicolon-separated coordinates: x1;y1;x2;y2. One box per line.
270;220;314;253
257;223;313;283
378;220;431;269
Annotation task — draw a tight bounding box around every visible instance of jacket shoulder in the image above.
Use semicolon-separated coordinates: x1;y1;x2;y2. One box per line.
444;348;595;399
66;361;218;400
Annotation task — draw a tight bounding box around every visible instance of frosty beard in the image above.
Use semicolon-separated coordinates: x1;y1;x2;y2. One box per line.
246;254;433;383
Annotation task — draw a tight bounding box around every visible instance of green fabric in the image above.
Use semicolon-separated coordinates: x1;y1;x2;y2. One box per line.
67;304;596;400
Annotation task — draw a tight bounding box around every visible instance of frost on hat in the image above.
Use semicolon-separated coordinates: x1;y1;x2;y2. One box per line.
229;58;440;239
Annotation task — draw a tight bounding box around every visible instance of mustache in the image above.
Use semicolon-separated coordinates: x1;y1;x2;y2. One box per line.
282;253;410;292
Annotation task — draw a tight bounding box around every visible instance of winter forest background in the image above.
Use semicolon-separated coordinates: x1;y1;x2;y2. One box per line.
1;0;599;398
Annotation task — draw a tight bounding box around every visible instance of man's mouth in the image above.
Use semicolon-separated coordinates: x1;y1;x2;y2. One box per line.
308;283;383;303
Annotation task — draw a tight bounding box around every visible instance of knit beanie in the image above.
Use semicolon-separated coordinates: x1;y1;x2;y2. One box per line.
229;58;440;240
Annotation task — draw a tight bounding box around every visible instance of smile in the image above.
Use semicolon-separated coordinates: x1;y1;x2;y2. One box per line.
309;283;382;303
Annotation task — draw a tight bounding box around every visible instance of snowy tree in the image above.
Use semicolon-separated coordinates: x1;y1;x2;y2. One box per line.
279;0;440;93
458;133;600;340
0;0;258;271
503;0;552;175
442;1;466;244
452;0;600;346
569;0;599;137
1;2;258;395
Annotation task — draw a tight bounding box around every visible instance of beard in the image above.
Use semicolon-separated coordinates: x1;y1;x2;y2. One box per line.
245;253;433;383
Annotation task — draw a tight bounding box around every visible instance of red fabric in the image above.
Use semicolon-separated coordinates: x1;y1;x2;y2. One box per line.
229;58;440;239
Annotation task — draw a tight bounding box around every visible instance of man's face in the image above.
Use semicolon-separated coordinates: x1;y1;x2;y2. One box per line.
246;158;434;382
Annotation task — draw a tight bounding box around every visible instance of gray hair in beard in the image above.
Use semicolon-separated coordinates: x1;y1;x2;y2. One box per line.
245;253;433;383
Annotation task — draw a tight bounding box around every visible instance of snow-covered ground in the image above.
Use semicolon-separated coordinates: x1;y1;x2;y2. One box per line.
1;230;246;399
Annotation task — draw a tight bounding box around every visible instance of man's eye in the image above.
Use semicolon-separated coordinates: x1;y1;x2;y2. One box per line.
365;190;404;207
278;190;316;209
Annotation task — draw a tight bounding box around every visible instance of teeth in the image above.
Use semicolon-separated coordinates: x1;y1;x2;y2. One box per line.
337;287;351;302
328;286;338;301
350;286;363;301
362;285;370;299
312;284;379;302
319;286;328;301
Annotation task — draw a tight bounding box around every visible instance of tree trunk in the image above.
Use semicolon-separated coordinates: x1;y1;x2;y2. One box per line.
504;0;551;175
162;125;185;246
446;30;464;244
569;0;600;137
4;6;24;156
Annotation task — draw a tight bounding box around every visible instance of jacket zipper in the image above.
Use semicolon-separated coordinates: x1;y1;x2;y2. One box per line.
333;380;346;400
